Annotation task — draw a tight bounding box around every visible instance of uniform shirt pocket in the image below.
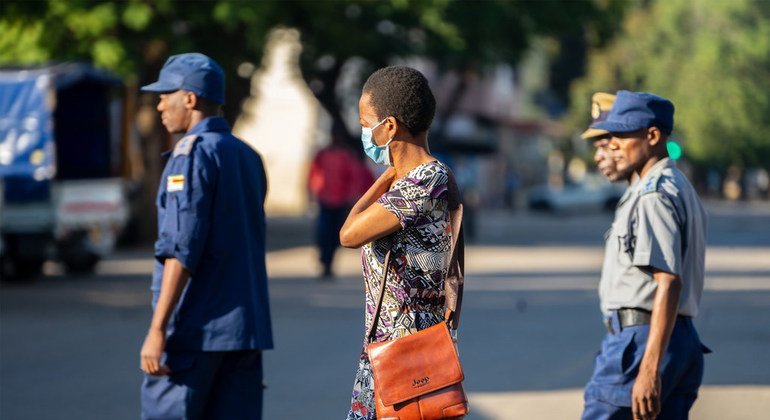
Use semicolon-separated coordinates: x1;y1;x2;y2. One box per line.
612;221;634;263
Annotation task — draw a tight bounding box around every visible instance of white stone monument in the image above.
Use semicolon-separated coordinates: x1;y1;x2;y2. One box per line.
233;28;323;216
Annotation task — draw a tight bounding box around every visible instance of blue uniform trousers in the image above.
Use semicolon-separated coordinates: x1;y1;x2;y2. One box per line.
582;311;708;420
141;350;263;420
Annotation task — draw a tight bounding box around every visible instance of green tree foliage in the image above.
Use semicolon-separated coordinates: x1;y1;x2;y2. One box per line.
569;0;770;169
1;0;616;130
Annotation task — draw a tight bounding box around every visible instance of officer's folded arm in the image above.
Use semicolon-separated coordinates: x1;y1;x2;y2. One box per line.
632;268;682;419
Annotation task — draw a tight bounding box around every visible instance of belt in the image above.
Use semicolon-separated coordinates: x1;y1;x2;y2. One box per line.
604;308;690;334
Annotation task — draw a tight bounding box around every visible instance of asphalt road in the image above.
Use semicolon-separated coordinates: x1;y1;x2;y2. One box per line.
1;203;769;419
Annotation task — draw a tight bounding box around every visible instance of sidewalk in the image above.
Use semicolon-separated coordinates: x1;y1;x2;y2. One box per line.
469;386;770;420
267;200;770;250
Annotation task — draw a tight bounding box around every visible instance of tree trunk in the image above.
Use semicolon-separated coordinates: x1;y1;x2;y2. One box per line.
304;59;360;152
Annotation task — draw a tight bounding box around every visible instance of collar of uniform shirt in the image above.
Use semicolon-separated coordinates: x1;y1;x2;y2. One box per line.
186;116;230;135
633;157;674;192
161;116;230;156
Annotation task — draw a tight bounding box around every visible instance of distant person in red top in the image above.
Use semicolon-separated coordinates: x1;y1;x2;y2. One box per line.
309;124;374;278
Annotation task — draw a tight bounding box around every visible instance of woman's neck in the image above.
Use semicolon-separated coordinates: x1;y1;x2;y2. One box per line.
391;137;434;179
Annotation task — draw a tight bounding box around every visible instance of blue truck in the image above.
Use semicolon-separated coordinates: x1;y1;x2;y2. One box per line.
0;64;130;279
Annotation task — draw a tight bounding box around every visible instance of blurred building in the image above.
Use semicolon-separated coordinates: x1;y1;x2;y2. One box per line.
231;32;568;215
411;53;565;211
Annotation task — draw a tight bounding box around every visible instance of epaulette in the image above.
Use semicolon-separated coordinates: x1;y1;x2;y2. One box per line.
173;134;199;157
639;171;663;195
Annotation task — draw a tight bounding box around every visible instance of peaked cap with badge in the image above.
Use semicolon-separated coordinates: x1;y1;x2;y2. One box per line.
591;90;675;135
141;52;225;104
581;92;616;140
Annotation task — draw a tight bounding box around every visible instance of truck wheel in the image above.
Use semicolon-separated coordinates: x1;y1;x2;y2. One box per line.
1;258;44;281
62;254;100;275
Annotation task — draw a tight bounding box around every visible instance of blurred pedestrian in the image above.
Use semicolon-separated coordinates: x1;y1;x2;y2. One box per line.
339;66;465;419
582;91;710;420
139;53;273;420
308;123;374;278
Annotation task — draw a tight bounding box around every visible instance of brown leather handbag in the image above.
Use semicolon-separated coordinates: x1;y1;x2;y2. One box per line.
366;203;468;420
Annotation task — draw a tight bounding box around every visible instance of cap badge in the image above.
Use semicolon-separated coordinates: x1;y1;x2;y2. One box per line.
591;101;601;119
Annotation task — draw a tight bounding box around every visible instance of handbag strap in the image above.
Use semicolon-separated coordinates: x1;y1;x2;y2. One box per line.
367;207;465;343
367;250;392;342
444;204;465;330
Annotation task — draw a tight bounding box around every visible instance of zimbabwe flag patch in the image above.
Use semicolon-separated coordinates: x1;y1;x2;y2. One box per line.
167;174;185;192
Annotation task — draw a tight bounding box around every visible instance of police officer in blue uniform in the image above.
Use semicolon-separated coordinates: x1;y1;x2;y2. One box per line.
139;53;273;419
582;91;709;420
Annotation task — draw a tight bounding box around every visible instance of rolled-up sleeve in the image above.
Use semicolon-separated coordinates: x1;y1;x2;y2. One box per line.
174;147;218;274
632;192;682;276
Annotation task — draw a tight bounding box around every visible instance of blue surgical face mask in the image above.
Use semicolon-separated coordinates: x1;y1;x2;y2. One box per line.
361;118;394;166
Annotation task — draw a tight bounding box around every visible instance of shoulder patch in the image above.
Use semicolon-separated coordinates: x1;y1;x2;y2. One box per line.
173;134;199;157
639;172;663;195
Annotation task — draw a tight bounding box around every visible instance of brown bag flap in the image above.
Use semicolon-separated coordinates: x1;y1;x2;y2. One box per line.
367;322;464;406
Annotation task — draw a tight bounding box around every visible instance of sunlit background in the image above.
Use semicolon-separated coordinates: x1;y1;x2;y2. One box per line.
1;1;769;419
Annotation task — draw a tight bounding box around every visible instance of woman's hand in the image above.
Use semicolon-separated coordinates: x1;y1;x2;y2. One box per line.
371;167;397;197
378;166;397;183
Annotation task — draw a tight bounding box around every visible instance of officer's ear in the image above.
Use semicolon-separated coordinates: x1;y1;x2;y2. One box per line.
184;91;198;111
647;126;663;147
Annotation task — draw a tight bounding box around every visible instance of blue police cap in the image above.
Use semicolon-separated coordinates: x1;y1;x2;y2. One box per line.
141;53;225;104
592;90;674;135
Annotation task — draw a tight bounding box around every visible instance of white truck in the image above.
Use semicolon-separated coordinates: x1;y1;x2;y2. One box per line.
0;64;130;279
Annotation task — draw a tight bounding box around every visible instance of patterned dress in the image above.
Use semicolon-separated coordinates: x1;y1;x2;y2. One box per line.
347;161;452;420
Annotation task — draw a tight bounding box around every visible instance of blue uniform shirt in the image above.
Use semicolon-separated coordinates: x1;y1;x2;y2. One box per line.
152;116;273;352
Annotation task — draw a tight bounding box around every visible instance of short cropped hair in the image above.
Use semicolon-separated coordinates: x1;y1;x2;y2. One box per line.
362;66;436;136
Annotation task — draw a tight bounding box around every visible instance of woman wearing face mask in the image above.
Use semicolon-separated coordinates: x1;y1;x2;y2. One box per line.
340;66;462;420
